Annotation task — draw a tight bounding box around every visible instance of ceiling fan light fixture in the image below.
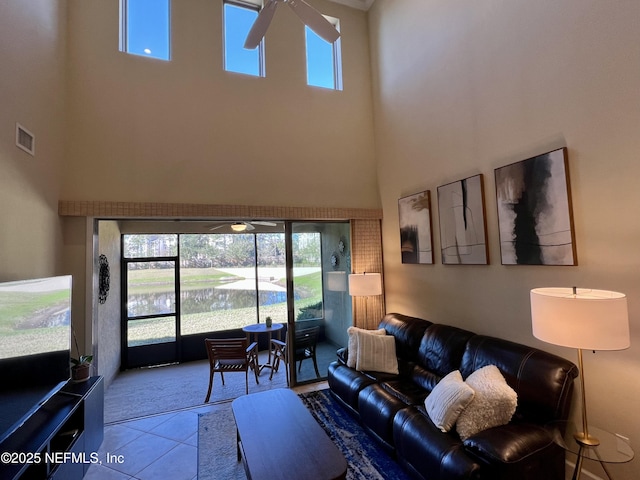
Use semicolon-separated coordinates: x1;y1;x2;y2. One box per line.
231;222;248;232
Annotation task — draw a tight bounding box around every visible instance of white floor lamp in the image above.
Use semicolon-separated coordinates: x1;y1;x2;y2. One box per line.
530;287;629;448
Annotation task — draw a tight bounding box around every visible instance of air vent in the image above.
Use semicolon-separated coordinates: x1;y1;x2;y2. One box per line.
16;123;35;156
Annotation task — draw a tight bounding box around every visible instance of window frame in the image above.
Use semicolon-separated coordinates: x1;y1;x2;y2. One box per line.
119;0;172;61
223;0;266;78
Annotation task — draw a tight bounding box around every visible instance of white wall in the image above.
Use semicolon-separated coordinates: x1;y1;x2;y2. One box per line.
63;0;379;210
369;1;640;478
0;0;67;281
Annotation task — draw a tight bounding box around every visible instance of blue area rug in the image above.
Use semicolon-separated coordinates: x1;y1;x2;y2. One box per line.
298;389;411;480
198;388;410;480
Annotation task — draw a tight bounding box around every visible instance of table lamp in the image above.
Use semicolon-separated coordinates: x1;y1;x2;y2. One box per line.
530;287;629;447
349;272;382;325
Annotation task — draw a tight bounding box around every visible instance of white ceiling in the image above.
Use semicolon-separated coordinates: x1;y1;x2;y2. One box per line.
327;0;375;11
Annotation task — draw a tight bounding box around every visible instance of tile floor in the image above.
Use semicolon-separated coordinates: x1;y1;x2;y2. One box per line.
85;382;327;480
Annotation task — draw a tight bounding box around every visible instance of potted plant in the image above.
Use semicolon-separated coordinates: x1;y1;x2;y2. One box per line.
265;316;273;328
71;328;93;382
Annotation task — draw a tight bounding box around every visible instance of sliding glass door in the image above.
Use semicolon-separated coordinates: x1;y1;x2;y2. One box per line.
289;222;352;384
120;224;353;377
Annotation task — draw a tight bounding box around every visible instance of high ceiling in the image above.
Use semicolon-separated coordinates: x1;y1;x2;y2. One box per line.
328;0;375;11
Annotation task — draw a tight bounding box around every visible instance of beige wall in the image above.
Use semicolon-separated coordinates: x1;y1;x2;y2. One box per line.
63;0;378;209
97;220;122;388
0;0;67;281
370;1;639;478
60;216;91;359
59;0;378;361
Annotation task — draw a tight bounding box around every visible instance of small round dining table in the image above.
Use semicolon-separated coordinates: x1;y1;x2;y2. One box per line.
242;323;284;374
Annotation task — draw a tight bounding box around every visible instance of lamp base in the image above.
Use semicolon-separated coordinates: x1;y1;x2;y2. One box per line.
574;432;600;447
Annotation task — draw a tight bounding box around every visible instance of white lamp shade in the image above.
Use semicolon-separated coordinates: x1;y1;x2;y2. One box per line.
349;273;382;297
531;287;630;351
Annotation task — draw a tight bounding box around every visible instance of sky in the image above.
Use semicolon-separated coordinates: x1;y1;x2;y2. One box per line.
124;0;338;89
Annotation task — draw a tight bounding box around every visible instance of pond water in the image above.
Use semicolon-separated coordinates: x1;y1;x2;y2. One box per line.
127;287;292;317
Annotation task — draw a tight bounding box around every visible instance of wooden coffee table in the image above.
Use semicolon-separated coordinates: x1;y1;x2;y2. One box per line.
231;388;347;480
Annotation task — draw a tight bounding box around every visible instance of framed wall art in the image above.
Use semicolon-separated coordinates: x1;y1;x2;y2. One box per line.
437;174;489;265
494;147;576;265
398;190;434;264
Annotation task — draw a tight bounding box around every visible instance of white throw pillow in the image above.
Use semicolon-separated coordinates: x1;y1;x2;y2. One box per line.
456;365;518;440
425;370;475;433
355;333;399;374
346;327;386;368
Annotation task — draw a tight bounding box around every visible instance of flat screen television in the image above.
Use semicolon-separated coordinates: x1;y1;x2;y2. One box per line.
0;275;72;443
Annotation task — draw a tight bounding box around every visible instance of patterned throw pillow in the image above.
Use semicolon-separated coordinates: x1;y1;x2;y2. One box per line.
346;326;386;368
425;370;475;432
355;333;399;374
456;365;517;440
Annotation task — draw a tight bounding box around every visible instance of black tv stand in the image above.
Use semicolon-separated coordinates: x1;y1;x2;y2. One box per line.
0;376;104;480
58;390;84;399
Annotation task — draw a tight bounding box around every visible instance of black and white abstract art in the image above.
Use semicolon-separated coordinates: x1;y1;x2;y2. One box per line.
437;174;488;265
494;148;576;265
398;190;434;264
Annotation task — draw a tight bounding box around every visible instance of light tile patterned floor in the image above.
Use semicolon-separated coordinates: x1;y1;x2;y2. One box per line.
85;382;327;480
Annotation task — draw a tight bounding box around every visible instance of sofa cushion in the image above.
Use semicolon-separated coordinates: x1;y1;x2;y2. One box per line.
462;423;567;480
462;423;557;464
418;324;476;376
410;364;442;393
425;370;475;433
359;384;408;451
380;378;430;406
456;365;517;440
346;326;386;368
460;335;578;425
393;406;483;479
327;362;375;415
356;333;399;374
378;313;432;363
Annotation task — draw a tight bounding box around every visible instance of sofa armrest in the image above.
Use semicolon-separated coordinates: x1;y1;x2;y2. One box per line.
463;423;559;464
336;347;348;365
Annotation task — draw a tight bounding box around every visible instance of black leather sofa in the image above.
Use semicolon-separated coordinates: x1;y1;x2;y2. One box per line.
327;313;579;480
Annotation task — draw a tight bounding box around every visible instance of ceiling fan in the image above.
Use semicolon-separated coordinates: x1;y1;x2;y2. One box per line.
208;221;278;232
244;0;341;50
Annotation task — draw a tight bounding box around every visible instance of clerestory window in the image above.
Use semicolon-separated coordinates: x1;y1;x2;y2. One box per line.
305;17;342;90
120;0;171;61
224;0;264;77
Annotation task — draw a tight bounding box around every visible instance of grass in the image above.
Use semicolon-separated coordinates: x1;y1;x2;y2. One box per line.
127;269;323;346
128;299;320;346
127;267;243;294
0;325;69;358
0;291;69;331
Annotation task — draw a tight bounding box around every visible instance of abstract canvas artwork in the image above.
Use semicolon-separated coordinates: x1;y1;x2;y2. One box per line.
437;174;488;265
398;190;434;264
494;148;576;265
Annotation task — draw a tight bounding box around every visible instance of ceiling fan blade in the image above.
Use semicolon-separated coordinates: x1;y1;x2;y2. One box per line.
244;223;256;231
250;221;278;227
287;0;340;44
208;224;227;231
244;0;279;49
